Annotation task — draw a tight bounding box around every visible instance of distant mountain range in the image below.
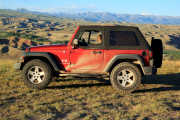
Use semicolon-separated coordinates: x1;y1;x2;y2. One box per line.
3;8;180;25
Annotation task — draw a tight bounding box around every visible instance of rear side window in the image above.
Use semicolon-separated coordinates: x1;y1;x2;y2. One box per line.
109;31;139;46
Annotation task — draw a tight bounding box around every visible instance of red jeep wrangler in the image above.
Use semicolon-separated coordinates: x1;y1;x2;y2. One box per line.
15;25;163;93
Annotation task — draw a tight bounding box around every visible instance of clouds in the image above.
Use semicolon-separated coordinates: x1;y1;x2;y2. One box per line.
28;4;99;13
1;0;180;16
1;0;99;13
141;12;154;16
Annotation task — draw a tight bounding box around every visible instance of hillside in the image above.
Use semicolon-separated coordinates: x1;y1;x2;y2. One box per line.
0;9;88;57
0;9;180;58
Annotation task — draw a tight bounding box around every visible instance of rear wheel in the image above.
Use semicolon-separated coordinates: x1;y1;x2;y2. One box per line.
23;59;52;89
151;38;163;68
110;62;142;94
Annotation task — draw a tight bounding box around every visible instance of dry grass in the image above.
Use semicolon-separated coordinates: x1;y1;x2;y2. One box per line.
0;59;180;120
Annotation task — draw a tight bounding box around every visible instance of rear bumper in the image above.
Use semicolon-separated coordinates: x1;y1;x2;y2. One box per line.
143;66;157;75
14;63;22;70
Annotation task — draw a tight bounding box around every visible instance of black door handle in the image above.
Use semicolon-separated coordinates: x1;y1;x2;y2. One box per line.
96;51;102;54
92;51;102;54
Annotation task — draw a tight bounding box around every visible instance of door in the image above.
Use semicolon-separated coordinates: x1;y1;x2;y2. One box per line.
69;30;104;73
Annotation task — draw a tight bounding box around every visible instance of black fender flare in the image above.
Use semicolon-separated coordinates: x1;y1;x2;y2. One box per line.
23;52;61;71
104;54;146;73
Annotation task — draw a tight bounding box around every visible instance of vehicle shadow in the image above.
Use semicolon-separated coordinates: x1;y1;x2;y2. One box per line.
166;35;180;49
134;73;180;93
47;77;111;89
47;74;180;93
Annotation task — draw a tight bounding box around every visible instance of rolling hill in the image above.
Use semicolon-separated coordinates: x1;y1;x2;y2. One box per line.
0;9;180;59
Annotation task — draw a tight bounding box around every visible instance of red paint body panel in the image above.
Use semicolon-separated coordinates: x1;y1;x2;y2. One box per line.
104;49;150;66
30;44;70;68
69;48;104;73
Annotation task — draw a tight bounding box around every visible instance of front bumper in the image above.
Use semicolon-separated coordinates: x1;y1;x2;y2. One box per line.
14;63;22;70
14;53;25;70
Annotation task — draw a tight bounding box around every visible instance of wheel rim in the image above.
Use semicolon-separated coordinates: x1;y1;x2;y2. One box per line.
27;66;45;84
117;69;135;87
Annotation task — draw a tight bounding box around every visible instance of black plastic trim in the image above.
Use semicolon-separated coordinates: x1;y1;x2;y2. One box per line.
104;54;152;75
23;52;61;71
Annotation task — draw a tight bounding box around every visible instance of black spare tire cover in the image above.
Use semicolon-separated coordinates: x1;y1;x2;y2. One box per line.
151;39;163;68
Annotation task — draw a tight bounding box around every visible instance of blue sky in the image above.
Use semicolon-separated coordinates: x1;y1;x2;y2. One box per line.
0;0;180;16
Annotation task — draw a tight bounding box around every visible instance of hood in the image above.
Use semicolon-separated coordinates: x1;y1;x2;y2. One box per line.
29;44;67;52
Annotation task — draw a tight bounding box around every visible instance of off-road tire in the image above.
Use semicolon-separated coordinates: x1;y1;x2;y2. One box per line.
110;62;142;94
151;39;163;68
23;59;52;89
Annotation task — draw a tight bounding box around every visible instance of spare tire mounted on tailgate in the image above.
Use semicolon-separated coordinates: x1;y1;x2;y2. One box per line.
151;38;163;68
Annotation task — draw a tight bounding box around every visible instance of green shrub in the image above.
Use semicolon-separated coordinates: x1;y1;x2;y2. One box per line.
164;50;180;60
51;40;68;44
0;65;9;75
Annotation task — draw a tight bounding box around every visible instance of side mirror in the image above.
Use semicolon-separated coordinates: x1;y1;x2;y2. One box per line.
72;39;78;49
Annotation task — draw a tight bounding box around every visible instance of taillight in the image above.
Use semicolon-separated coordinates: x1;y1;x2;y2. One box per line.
25;47;30;52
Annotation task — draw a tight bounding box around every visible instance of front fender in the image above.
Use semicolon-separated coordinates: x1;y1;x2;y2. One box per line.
23;52;61;71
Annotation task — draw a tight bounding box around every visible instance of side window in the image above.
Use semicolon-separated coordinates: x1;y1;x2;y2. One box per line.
79;32;89;46
109;31;139;46
89;31;102;45
78;30;103;46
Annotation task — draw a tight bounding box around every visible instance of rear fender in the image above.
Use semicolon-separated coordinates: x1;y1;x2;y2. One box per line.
104;54;146;74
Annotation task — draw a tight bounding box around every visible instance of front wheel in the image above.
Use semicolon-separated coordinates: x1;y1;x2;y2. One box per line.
23;59;53;89
110;62;142;94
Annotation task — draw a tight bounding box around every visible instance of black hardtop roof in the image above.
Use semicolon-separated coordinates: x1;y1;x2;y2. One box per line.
79;25;138;29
